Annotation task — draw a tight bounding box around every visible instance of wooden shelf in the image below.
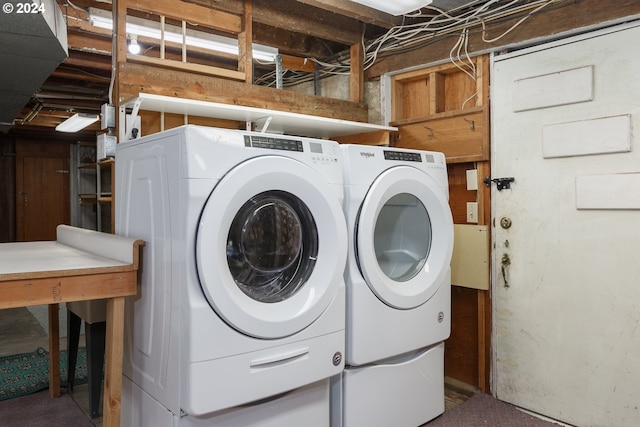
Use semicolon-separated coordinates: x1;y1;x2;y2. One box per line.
75;144;114;233
390;106;485;127
392;106;489;163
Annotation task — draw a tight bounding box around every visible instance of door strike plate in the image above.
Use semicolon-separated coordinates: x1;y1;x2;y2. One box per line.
483;176;515;191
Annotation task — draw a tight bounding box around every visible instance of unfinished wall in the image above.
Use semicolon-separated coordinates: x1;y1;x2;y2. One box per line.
289;75;384;126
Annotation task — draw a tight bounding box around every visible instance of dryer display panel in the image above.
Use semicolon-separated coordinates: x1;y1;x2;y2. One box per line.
244;135;303;152
227;191;318;303
374;193;431;282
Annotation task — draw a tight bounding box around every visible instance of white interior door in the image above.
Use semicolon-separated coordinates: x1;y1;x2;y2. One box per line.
491;23;640;427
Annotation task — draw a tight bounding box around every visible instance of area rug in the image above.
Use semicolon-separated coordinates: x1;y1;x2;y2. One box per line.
425;392;561;426
0;347;87;401
0;389;94;427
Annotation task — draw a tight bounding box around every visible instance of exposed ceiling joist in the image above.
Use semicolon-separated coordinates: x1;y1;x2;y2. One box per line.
252;0;367;45
293;0;401;28
6;0;640;134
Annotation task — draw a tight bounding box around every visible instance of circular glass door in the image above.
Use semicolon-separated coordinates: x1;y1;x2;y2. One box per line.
226;191;318;303
356;166;453;309
373;193;431;282
196;155;347;339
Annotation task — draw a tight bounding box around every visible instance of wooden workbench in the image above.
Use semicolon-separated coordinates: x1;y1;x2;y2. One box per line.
0;225;143;427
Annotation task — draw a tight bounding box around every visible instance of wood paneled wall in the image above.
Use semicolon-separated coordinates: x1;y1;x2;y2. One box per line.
0;137;16;243
392;55;492;392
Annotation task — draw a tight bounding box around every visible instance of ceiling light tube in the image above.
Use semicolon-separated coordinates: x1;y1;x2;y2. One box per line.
89;8;278;62
348;0;433;15
56;113;99;133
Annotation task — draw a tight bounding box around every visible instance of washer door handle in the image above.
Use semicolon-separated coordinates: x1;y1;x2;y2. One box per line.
250;347;310;369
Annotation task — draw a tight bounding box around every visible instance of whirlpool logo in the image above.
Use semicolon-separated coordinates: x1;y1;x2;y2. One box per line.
359;151;375;158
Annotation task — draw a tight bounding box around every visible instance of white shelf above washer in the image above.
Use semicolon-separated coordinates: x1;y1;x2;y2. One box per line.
119;93;397;141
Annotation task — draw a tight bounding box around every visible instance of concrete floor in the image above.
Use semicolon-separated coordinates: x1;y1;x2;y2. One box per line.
2;305;471;427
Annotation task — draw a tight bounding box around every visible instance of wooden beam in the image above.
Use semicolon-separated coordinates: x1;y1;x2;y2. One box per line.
294;0;400;28
49;69;111;84
252;0;364;45
333;130;390;145
67;31;113;55
253;22;341;59
127;0;242;34
117;62;369;123
183;0;399;28
126;55;246;81
115;0;127;138
350;40;364;103
366;0;640;78
238;0;254;83
281;54;316;73
62;51;112;72
179;0;244;15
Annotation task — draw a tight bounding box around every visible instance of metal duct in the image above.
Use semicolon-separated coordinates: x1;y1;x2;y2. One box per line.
0;0;68;131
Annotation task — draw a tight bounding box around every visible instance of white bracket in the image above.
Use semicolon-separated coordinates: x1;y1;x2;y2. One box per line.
119;97;143;142
259;115;274;133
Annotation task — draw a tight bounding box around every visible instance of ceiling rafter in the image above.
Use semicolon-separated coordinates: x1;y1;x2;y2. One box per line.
292;0;401;28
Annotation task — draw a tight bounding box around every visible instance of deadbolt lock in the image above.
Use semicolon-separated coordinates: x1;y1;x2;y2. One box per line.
499;216;512;229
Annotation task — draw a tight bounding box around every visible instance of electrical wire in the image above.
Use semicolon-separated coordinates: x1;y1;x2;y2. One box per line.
256;0;559;88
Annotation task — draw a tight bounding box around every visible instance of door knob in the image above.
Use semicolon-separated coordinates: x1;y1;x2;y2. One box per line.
499;216;512;229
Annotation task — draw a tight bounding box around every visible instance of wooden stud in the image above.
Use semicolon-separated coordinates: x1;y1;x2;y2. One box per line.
430;72;446;114
239;0;254;83
350;37;364;104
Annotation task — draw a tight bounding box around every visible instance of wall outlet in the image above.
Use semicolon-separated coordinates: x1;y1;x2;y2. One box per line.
466;169;478;191
467;202;478;223
97;133;117;160
101;103;115;129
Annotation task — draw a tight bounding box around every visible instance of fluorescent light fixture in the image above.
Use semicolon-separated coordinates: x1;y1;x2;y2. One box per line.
348;0;433;15
89;8;278;62
56;113;99;133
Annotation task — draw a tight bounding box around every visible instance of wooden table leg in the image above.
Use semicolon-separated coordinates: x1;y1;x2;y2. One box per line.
103;296;125;427
48;303;60;398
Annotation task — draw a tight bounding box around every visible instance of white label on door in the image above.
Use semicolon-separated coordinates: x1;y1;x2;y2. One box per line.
512;65;593;112
542;115;631;158
576;172;640;209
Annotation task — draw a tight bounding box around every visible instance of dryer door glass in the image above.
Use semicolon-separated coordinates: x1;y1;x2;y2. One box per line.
227;191;319;303
374;193;431;282
356;165;453;309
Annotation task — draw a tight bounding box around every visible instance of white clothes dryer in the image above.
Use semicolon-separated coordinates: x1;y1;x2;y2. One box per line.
115;125;347;427
334;144;454;427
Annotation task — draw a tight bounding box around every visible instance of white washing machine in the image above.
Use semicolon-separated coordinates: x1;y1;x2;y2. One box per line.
333;144;454;427
115;125;348;427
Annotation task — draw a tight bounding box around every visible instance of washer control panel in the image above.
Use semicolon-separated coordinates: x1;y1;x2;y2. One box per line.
310;141;339;165
244;135;303;152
